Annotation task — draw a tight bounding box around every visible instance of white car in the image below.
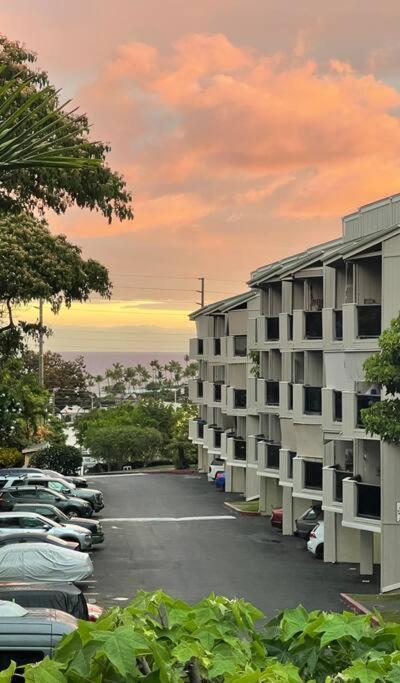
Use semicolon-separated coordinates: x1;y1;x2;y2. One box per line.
0;511;93;550
0;542;93;582
208;458;225;482
307;521;324;559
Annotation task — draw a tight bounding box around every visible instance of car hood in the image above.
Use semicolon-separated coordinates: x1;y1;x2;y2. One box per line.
69;517;101;532
61;523;92;535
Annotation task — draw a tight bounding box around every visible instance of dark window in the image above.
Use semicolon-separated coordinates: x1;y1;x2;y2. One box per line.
266;381;279;406
0;650;45;669
234;389;247;409
214;430;222;448
304;461;323;490
334;470;351;502
233;335;247;357
19;517;46;529
213;383;222;402
304;386;322;414
357;305;381;338
288;314;293;341
356;394;380;427
234;439;246;460
288;451;296;479
333;391;342;422
334;310;343;340
197;381;204;398
357;482;380;519
305;311;322;339
197;421;205;438
266;444;280;469
288;383;293;410
197;339;204;355
214;338;221;356
37;491;55;501
0;517;19;528
266;317;279;341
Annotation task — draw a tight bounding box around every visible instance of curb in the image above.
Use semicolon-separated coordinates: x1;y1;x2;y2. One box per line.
224;501;261;516
340;593;379;625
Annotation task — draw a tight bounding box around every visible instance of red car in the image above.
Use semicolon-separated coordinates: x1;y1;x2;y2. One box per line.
271;507;283;529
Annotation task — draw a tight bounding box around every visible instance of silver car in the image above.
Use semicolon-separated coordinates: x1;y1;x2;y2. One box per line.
0;511;93;550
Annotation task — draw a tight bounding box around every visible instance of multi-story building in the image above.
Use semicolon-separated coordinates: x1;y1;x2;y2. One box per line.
189;193;400;593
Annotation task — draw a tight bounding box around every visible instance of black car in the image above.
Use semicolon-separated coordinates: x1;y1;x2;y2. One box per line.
0;582;89;620
0;486;93;517
14;503;105;545
0;531;79;551
295;505;323;540
14;477;104;513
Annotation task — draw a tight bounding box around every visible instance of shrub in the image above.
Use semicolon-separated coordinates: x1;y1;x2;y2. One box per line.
30;445;82;475
0;447;23;468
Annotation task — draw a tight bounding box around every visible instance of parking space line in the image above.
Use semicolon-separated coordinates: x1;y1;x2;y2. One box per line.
101;515;236;522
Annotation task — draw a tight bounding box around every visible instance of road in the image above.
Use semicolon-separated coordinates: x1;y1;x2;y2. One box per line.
86;472;378;617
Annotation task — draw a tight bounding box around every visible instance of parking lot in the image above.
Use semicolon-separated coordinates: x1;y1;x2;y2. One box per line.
86;472;378;615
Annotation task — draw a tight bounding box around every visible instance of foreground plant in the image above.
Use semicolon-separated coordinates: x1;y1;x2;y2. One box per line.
3;591;400;681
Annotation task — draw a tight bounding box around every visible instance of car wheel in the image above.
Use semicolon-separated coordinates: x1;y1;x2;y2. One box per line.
315;543;324;559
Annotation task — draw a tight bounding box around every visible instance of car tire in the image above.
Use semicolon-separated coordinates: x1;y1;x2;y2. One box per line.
315;543;324;559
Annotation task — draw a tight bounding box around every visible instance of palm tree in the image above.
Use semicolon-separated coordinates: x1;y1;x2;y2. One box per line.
169;360;183;385
149;359;162;382
0;76;101;172
135;364;151;388
93;374;104;398
124;367;138;394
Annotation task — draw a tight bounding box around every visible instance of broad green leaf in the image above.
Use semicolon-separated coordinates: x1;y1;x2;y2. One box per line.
171;640;205;664
317;614;371;648
24;658;67;682
0;662;16;682
94;625;144;677
340;659;387;683
280;605;309;641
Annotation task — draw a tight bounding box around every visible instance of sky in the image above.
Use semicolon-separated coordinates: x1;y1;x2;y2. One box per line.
2;1;400;353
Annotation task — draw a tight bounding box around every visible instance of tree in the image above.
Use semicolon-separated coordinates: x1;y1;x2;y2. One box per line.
124;366;138;394
30;444;82;475
169;403;198;469
0;447;24;468
362;314;400;442
23;351;93;410
0;213;111;352
88;425;163;469
0;36;132;221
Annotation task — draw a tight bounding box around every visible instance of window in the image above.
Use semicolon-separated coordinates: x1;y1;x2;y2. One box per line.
37;491;55;501
48;481;64;492
0;517;19;528
333;391;342;422
19;517;46;529
233;335;247;357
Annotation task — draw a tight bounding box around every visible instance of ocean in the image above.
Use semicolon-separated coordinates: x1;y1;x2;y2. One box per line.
60;351;188;375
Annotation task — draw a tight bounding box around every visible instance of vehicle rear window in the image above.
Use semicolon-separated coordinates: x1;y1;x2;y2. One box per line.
0;650;45;668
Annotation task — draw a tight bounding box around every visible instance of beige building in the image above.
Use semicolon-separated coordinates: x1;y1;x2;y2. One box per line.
189;193;400;593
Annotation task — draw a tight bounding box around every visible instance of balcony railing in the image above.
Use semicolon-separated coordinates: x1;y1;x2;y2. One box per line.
213;338;221;356
233;335;247;357
333;390;342;422
356;393;380;428
265;443;280;469
357;304;381;338
305;311;322;339
234;438;246;460
304;386;322;415
334;469;352;502
213;383;222;402
234;388;247;409
266;316;279;341
266;380;280;406
334;309;343;340
356;482;381;519
304;460;323;490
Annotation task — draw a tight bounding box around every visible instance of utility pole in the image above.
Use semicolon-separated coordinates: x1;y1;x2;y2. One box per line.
38;299;44;387
197;277;205;307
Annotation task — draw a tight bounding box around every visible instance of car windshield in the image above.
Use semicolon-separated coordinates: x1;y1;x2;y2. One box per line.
23;513;60;528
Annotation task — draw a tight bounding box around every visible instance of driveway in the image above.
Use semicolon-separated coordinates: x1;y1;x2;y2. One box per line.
87;472;378;616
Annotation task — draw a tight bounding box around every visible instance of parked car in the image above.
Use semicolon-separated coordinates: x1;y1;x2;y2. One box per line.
307;521;324;558
270;508;283;529
0;582;92;620
0;468;88;488
0;599;77;670
14;503;104;545
0;511;93;550
215;472;225;491
0;531;79;551
0;542;93;582
5;477;104;513
208;458;225;482
295;505;323;539
0;486;93;517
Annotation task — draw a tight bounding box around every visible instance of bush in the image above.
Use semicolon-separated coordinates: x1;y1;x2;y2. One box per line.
30;445;82;475
6;591;400;681
0;447;23;468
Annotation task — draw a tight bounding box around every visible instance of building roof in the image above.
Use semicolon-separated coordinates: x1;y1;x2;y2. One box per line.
189;290;256;320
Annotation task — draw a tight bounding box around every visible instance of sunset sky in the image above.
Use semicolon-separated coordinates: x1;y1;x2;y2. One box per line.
2;1;400;353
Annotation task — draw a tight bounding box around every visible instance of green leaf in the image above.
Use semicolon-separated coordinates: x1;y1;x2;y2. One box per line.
340;659;387;683
171;641;205;664
316;613;371;648
24;659;67;682
280;606;309;641
0;662;16;682
94;625;146;677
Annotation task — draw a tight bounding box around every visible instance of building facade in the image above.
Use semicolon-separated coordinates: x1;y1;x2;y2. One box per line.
189;194;400;593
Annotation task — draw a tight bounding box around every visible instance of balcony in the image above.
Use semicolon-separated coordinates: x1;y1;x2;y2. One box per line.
357;304;381;338
188;418;206;444
188;378;205;403
356;393;380;428
248;434;264;463
304;460;323;491
234;437;246;461
265;443;280;470
292;456;323;500
205;425;223;452
304;386;322;415
234;388;247;409
266;380;280;406
266;316;280;342
233;335;247;357
213;382;223;402
357;482;381;520
334;310;343;340
323;466;352;510
305;311;322;340
334;469;352;502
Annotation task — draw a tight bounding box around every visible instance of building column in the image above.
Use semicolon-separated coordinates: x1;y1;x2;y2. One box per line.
360;530;374;577
225;465;232;493
323;510;336;563
381;442;400;592
282;486;293;535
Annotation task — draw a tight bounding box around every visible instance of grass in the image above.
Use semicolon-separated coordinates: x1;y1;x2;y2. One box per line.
349;593;400;623
231;499;260;513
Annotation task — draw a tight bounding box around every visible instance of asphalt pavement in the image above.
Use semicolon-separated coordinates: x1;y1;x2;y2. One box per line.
86;472;378;617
